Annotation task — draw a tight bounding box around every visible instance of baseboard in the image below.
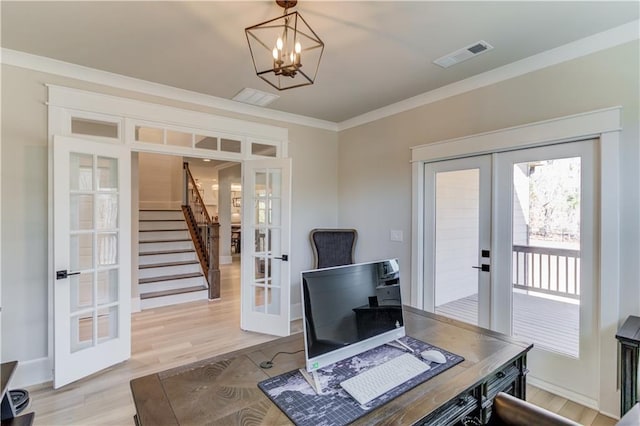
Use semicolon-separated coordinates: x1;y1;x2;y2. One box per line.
527;376;599;411
220;255;232;264
13;357;52;388
131;296;141;313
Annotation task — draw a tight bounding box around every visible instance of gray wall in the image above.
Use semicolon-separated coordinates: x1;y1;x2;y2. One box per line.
0;64;339;366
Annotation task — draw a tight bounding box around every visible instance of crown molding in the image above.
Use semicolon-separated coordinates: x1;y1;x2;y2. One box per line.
1;19;637;134
0;48;339;132
337;20;639;132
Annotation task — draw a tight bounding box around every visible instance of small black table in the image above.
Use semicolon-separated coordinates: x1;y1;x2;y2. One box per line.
615;315;640;416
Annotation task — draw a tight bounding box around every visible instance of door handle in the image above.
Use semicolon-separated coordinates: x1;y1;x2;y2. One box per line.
274;254;288;262
56;270;81;280
472;264;490;272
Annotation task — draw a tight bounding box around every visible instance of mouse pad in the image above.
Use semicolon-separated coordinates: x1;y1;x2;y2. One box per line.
257;336;464;426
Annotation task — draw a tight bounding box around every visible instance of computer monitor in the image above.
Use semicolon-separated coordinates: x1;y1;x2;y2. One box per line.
301;258;404;372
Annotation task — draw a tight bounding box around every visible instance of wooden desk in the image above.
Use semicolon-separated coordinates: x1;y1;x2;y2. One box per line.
130;307;532;425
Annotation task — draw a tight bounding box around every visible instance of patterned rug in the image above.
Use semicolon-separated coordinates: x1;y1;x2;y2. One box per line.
258;336;464;426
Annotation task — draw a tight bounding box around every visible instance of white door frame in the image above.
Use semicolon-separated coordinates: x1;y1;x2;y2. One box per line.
411;106;621;414
47;86;291;386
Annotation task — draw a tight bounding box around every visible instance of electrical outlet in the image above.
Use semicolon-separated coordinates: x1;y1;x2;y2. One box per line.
390;229;403;242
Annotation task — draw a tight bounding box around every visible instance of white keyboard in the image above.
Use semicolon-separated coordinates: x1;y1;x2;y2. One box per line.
340;352;430;405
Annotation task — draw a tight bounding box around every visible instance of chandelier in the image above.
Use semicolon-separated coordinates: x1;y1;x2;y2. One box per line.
245;0;324;91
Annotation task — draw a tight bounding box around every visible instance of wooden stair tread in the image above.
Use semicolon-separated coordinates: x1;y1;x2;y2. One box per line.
140;285;207;299
139;260;199;269
139;249;195;256
138;273;202;284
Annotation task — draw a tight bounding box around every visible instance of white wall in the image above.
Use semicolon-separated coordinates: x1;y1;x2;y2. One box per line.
138;152;183;209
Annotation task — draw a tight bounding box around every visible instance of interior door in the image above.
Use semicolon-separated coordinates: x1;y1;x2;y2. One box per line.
241;158;291;336
53;135;131;388
424;155;492;328
493;140;598;402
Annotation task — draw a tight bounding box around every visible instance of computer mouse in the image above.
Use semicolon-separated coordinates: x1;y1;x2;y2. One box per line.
420;349;446;364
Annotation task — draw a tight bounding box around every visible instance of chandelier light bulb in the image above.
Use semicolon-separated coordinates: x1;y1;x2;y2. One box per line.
276;37;283;50
272;47;279;60
295;42;301;54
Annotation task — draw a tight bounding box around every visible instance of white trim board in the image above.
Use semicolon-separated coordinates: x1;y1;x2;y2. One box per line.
48;85;289;143
411;106;622;162
2;20;637;132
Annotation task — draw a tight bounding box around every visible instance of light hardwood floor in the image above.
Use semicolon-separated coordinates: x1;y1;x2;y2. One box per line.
26;258;616;425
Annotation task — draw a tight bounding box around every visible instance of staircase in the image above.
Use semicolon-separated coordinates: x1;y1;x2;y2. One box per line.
138;209;209;309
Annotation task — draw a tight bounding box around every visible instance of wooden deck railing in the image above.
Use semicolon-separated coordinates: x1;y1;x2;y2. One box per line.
512;245;580;300
183;162;220;300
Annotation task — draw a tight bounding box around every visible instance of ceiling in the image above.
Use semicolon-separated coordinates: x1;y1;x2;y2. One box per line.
1;1;638;123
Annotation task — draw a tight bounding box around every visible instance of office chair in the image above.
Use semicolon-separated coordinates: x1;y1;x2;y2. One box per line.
486;392;580;426
309;228;357;269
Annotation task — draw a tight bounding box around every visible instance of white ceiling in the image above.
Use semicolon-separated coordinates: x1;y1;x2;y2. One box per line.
1;1;638;123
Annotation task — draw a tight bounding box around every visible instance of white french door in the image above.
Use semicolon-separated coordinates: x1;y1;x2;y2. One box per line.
493;140;598;402
423;139;597;402
424;155;492;328
52;135;131;388
241;158;291;336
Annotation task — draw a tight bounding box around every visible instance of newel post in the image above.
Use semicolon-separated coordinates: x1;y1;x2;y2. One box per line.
208;222;221;300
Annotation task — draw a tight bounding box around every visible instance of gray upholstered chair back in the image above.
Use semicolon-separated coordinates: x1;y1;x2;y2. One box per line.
309;228;358;269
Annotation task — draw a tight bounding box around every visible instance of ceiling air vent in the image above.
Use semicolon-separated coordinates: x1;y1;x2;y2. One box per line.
433;40;494;69
232;88;279;107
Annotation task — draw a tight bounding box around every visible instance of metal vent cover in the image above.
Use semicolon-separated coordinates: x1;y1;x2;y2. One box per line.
232;88;280;107
433;40;494;68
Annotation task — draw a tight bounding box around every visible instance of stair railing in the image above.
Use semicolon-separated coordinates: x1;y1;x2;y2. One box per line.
182;162;220;300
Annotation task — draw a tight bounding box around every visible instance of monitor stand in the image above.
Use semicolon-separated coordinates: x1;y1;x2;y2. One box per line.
386;338;414;353
299;368;323;395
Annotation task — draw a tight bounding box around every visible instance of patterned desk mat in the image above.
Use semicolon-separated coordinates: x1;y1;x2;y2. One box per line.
258;336;464;426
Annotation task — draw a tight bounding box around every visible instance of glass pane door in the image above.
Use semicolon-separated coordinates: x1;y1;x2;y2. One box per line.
424;155;491;328
493;139;597;402
241;158;291;336
511;157;581;357
53;135;131;388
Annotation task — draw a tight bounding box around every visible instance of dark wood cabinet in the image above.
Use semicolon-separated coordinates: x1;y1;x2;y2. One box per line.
616;315;640;416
